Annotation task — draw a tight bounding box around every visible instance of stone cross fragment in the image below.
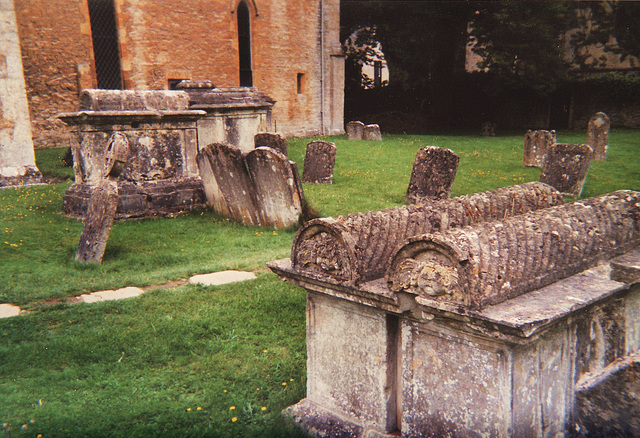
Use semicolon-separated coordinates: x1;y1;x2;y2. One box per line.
586;112;610;161
523;129;556;168
388;190;640;310
540;143;593;198
254;132;288;157
363;124;382;141
346;121;365;140
75;132;130;263
405;146;459;203
302;141;337;184
292;182;564;285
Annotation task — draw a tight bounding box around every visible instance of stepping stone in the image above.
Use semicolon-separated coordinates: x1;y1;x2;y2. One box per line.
189;270;257;286
80;287;145;303
0;304;21;318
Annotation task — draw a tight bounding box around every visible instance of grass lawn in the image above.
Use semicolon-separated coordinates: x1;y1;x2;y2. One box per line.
1;130;638;436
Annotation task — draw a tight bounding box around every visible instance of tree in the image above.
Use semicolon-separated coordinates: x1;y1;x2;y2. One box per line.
469;2;573;97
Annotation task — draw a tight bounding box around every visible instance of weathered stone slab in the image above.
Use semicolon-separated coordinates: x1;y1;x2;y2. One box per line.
188;270;257;286
246;147;302;229
0;304;21;319
523;129;556;168
363;124;382;141
586;111;610;161
540;143;593;198
254;132;287;157
388;190;640;310
346;121;365;140
75;179;119;263
79;287;145;303
78;89;190;111
196;143;261;226
292;182;564;285
405;146;459;203
302;141;336;184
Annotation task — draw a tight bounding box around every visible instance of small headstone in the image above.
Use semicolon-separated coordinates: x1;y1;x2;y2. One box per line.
481;122;496;137
586;112;610;161
346;121;365;140
254;132;288;157
196;143;261;226
405;146;460;203
540;143;593;198
302;141;337;184
246;147;303;228
75;179;119;263
523;129;556;168
363;124;382;141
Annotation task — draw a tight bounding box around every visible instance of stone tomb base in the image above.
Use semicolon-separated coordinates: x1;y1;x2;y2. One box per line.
63;178;206;219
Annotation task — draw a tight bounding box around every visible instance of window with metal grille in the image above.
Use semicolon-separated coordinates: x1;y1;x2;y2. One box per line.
88;0;123;89
237;1;252;87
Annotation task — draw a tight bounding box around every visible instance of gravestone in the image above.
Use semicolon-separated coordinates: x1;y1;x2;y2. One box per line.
481;122;496;137
302;141;336;184
586;111;610;161
363;124;382;141
247;147;303;228
254;132;288;157
540;143;593;198
346;121;365;140
523;129;556;168
405;146;459;203
196;142;261;226
0;0;42;187
197;143;303;229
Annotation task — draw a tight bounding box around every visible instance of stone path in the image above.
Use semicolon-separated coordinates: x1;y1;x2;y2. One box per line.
0;270;257;319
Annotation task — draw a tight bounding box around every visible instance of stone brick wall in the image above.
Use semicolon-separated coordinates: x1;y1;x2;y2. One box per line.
14;0;344;148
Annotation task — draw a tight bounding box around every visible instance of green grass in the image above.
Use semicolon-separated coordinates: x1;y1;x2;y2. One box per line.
1;130;638;436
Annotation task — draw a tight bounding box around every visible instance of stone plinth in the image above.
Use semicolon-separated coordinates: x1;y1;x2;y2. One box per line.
58;89;207;219
178;81;275;153
0;0;42;187
269;188;640;437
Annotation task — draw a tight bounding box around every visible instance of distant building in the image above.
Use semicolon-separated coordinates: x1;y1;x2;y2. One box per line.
13;0;345;147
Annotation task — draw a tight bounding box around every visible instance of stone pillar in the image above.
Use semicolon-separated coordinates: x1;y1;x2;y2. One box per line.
0;0;42;187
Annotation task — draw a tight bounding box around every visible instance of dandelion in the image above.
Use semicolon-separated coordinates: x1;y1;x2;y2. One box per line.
256;388;260;391
232;417;238;422
261;406;267;411
197;407;202;411
263;349;268;353
272;231;278;236
230;406;236;410
187;407;192;412
282;382;287;386
223;389;227;393
290;378;294;381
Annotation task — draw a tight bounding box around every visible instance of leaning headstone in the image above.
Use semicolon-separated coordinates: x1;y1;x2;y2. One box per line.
540;143;593;198
75;179;119;263
254;132;288;157
302;141;337;184
523;129;556;168
246;147;303;229
346;121;365;140
405;146;460;203
586;112;610;161
196;143;261;226
363;124;382;141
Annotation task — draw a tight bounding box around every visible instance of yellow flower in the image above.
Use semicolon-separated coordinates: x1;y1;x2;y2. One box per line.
282;382;287;386
197;407;202;411
261;406;267;411
290;378;294;381
230;406;236;410
232;417;238;422
187;407;192;411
